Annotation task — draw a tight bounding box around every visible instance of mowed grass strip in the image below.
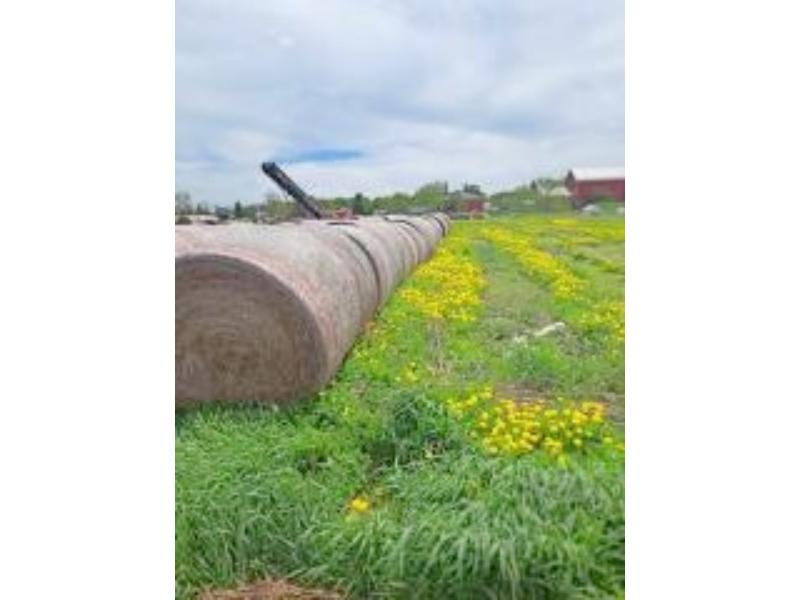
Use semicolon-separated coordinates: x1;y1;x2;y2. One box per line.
468;218;624;409
176;214;625;599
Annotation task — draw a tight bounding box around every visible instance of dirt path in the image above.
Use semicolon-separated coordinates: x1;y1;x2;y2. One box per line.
199;579;341;600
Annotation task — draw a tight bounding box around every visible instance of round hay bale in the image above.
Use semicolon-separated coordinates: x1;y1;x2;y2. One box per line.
176;224;372;408
322;220;405;306
357;217;417;277
423;213;446;237
409;215;443;251
382;216;429;261
392;222;426;263
427;212;450;236
384;215;440;260
292;220;381;316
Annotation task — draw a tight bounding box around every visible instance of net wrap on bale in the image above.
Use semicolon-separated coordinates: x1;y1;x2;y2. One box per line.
175;213;451;408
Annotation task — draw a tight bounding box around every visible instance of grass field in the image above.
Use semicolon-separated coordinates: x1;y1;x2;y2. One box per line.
176;214;625;599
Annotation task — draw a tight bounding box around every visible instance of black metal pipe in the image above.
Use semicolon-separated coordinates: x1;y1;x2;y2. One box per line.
261;162;324;219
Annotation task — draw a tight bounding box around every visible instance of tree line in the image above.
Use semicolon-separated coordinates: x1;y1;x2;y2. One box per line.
176;177;570;221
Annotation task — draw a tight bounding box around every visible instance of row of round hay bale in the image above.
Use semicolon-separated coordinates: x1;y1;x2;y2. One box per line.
296;220;382;316
383;218;428;263
379;215;447;261
355;217;417;278
320;220;405;306
427;212;452;236
175;213;450;408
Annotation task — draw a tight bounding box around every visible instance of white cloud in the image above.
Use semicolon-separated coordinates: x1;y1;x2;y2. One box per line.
176;0;624;205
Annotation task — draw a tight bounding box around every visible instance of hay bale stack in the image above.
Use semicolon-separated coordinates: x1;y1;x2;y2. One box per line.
355;217;417;277
320;220;406;306
382;216;432;262
394;216;444;259
293;220;382;317
175;214;450;407
426;212;451;236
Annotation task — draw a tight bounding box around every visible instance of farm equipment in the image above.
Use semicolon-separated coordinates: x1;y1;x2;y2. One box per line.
261;161;326;219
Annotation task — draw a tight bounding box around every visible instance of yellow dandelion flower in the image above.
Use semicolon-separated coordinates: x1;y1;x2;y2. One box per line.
348;496;370;513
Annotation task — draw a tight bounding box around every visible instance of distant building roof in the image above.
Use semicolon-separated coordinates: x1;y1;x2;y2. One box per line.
548;185;570;196
568;167;625;181
449;190;484;201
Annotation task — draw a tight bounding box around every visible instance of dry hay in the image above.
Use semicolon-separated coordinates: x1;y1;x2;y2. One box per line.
176;214;449;407
427;212;451;236
354;217;416;277
198;578;341;600
382;216;432;262
290;220;381;319
176;224;369;407
318;220;405;306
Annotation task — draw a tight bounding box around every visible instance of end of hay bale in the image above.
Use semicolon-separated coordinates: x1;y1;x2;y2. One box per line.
175;253;329;407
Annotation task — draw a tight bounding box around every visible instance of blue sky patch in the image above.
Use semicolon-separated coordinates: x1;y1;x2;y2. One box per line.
281;148;365;164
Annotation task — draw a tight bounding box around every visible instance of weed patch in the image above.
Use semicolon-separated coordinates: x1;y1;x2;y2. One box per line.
176;214;625;599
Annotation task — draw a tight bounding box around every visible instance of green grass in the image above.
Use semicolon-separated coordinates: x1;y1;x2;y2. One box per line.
176;214;625;599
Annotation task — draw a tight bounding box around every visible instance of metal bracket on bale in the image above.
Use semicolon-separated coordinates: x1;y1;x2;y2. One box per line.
261;162;325;219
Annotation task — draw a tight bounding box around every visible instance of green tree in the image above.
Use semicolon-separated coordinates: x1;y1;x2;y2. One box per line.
373;192;413;214
462;183;483;196
234;201;244;219
413;181;448;210
175;191;193;215
352;193;372;215
263;193;298;221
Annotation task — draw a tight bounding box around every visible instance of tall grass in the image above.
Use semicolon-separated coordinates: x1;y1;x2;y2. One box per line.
176;215;625;599
177;404;623;598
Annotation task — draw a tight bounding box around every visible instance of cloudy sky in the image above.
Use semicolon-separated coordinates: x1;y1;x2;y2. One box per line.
176;0;624;205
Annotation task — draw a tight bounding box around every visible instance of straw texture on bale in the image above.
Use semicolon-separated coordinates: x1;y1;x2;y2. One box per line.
293;221;382;317
381;216;435;262
390;215;443;259
323;220;405;306
175;213;450;407
356;217;417;277
426;212;451;236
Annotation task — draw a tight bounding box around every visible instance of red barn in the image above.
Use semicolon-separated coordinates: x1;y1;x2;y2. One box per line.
565;168;625;207
464;198;486;213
